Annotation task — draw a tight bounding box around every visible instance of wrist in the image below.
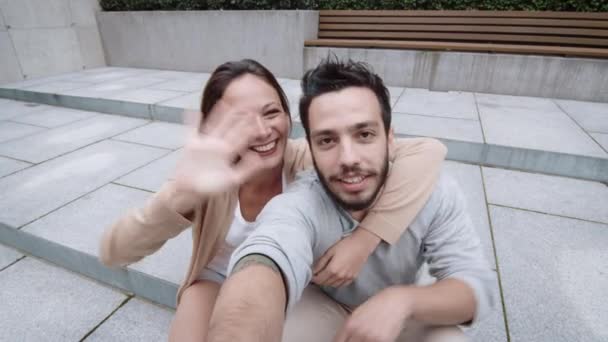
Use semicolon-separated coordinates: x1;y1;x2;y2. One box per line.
354;227;381;253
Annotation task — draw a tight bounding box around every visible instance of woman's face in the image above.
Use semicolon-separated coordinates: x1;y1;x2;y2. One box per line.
207;73;290;173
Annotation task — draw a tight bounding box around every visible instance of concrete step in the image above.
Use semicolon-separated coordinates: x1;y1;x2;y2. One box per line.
1;67;606;183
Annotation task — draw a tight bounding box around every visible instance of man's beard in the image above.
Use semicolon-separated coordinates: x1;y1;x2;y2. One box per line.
313;150;390;212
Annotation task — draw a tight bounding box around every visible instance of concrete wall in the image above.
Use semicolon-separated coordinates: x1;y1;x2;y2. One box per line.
97;11;318;79
304;47;608;102
0;0;106;84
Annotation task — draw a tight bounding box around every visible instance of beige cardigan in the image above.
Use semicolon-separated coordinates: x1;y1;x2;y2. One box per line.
100;138;446;303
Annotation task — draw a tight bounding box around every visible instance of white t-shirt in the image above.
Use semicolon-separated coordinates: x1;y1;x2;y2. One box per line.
205;174;286;277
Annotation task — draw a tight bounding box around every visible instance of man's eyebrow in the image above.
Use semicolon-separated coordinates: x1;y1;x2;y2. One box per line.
350;121;380;132
310;129;335;138
311;121;380;138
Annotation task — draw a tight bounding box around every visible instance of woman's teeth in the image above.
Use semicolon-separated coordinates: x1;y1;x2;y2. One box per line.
251;140;277;153
341;176;364;184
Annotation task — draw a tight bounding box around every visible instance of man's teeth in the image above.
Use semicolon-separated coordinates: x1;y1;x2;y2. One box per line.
251;140;276;152
342;176;364;184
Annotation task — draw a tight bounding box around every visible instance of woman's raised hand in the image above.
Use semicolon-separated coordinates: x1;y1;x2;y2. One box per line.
173;110;266;196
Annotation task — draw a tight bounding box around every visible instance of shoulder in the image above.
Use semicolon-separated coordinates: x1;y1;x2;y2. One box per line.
414;173;465;225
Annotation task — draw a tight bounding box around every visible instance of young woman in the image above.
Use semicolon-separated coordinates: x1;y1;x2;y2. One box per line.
99;59;446;341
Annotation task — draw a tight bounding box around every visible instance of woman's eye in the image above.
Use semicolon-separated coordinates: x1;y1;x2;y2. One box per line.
264;109;281;118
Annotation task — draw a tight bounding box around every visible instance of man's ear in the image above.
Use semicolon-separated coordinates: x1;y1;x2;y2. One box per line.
388;127;395;161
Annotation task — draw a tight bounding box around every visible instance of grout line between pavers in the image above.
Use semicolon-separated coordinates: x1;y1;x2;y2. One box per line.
5;119;48;128
553;100;608;155
479;167;511;342
487;203;607;226
473;93;488;143
0;255;26;273
78;295;134;342
109;137;176;152
110;182;155;194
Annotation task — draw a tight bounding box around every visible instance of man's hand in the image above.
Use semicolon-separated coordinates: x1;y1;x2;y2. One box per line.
173;110;266;197
313;228;380;288
334;286;412;342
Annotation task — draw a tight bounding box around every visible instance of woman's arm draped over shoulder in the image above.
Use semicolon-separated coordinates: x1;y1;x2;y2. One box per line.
360;138;447;244
99;181;201;267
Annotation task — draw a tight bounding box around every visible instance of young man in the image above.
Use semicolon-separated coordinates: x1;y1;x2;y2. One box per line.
207;59;495;342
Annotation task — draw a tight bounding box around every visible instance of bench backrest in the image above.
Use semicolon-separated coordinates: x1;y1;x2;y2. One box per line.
318;10;608;50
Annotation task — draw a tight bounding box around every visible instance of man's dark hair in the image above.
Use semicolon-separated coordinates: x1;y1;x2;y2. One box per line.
298;57;391;141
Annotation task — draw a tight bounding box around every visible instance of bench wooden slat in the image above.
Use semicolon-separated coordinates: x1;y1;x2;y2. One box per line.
319;16;608;29
319;10;608;20
304;39;608;58
319;24;608;38
318;31;608;47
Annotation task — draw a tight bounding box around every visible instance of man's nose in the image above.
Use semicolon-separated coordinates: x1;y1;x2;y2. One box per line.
338;139;360;168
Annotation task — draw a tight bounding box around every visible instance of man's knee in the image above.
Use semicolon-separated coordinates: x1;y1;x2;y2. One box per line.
423;326;467;342
282;286;349;342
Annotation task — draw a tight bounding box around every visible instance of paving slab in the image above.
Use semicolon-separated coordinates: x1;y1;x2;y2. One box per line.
0;98;48;120
58;79;154;98
157;91;201;110
0;121;46;143
129;228;192;285
490;206;608;342
9;106;98;128
0;243;23;270
113;122;186;150
115;149;181;192
479;104;607;158
483;167;608;224
0;156;31;178
444;162;495;266
22;80;94;93
591;133;608;151
21;183;151;257
475;93;560;112
0;114;148;163
394;89;478;120
68;68;146;84
392;113;484;143
85;298;173;342
148;78;207;92
144;70;210;80
0;139;167;228
0;257;127;341
555;99;608;134
107;88;186;105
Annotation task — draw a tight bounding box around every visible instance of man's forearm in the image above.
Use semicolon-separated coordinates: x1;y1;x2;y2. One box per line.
207;256;287;342
400;278;476;325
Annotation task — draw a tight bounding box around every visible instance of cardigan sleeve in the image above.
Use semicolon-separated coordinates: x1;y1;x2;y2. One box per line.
99;181;200;267
360;138;447;244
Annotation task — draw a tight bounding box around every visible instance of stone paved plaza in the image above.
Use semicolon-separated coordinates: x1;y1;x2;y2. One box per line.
0;67;607;341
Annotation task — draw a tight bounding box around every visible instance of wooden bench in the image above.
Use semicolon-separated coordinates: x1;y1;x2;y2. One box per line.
305;10;608;58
